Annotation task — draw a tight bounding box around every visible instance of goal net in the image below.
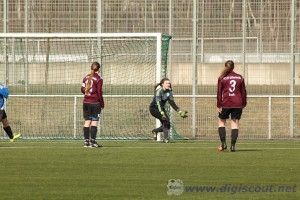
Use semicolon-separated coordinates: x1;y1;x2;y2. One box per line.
0;33;182;140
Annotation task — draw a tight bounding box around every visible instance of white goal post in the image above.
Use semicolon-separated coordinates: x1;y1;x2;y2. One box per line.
0;33;177;140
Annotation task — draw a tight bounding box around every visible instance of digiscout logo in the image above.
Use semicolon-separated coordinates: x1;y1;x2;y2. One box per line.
167;179;184;196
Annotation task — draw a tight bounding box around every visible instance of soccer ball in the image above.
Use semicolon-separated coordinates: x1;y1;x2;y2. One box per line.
218;145;223;152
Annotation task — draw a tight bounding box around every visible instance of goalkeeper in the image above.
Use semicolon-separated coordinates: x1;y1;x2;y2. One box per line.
149;78;188;143
0;83;20;142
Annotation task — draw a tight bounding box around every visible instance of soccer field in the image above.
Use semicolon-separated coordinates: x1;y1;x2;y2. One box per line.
0;140;299;200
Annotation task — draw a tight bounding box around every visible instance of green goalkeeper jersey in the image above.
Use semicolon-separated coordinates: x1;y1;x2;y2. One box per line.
149;86;179;112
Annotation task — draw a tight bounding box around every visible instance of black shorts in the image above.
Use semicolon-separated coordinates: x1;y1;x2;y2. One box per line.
149;106;169;122
219;108;243;120
0;109;7;121
83;103;101;121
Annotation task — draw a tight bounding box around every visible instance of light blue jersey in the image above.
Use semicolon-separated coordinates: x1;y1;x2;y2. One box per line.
0;83;9;109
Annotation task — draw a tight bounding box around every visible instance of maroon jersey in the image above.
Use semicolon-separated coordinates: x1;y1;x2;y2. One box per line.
217;71;247;108
81;73;104;109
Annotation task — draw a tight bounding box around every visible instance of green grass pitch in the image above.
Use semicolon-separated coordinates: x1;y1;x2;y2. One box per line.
0;140;299;200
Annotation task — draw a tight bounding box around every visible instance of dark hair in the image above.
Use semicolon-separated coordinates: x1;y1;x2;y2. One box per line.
85;62;101;95
154;78;172;91
219;60;234;79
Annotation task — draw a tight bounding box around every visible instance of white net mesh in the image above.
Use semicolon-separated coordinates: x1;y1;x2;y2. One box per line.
0;33;173;139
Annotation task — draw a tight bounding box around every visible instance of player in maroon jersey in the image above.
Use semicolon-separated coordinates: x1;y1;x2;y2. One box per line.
81;62;104;148
217;60;247;152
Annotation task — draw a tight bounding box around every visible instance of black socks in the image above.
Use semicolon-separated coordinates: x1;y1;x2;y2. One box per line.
231;129;239;145
83;127;90;140
84;126;98;140
219;127;239;145
4;126;13;139
90;126;97;140
218;127;226;144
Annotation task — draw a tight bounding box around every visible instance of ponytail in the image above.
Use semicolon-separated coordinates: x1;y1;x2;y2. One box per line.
85;62;101;95
219;60;234;79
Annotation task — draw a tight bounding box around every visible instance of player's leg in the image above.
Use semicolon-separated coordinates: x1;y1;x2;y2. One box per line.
162;118;171;143
149;107;163;140
2;118;13;140
218;118;227;151
218;108;230;151
83;120;91;147
83;103;92;147
230;108;243;152
90;120;102;148
89;103;102;148
230;120;239;152
158;109;171;143
1;110;20;142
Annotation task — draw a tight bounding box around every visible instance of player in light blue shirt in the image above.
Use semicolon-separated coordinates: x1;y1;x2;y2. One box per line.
0;83;20;142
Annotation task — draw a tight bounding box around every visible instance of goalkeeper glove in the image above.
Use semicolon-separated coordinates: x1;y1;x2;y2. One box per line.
178;110;188;118
160;111;167;120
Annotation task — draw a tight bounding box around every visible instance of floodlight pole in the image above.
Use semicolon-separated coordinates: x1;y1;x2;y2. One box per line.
25;0;29;94
97;0;102;33
4;0;8;87
289;0;296;138
242;0;247;79
156;34;163;131
191;0;198;138
168;0;173;80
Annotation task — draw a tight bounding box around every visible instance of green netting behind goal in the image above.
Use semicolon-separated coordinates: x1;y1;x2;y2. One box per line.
0;33;183;140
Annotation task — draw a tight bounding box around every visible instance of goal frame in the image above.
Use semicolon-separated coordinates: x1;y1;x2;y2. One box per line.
1;33;176;140
1;32;164;85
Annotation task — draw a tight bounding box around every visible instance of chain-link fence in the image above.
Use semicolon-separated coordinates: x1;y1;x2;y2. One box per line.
0;0;299;139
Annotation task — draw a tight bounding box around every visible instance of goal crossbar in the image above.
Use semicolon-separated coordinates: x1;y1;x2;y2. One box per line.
0;33;181;140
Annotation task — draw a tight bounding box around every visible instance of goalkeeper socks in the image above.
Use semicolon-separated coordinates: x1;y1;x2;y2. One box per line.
83;127;90;139
162;125;169;140
4;126;13;139
90;126;98;140
218;127;226;143
231;129;239;145
163;132;168;140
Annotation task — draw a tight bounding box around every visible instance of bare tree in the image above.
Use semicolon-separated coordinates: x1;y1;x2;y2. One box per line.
267;0;280;50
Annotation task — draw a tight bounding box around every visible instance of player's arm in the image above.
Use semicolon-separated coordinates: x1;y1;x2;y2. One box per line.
167;92;179;112
97;79;105;109
81;78;86;94
155;87;164;113
0;84;9;98
154;87;168;120
168;92;188;118
217;78;223;108
240;78;247;108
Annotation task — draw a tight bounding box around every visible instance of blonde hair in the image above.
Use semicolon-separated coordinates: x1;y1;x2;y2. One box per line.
85;62;101;95
219;60;234;79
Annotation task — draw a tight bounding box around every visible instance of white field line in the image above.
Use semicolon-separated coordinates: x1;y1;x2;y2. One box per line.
0;141;299;145
1;146;300;150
